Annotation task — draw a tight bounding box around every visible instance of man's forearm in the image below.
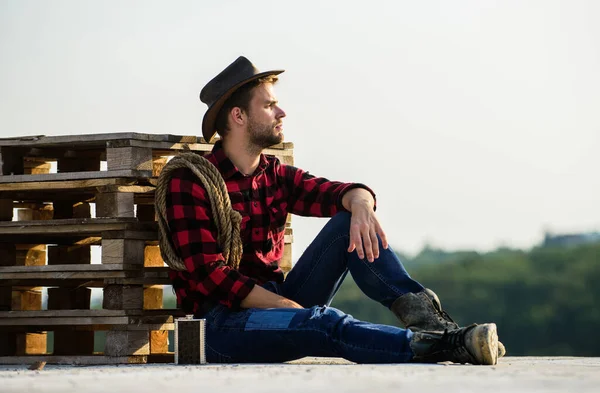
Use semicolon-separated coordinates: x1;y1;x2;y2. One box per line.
342;188;375;212
240;285;303;309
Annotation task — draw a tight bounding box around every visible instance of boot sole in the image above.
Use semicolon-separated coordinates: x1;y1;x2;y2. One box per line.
469;323;499;365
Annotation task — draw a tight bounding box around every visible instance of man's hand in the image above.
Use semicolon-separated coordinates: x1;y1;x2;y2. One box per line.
342;188;388;262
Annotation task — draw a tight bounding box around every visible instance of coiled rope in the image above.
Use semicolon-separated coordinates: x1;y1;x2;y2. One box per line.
155;152;243;271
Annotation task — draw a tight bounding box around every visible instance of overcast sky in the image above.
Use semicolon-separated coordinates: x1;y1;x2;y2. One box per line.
1;0;598;258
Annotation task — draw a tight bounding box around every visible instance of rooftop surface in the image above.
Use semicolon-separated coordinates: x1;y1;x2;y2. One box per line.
1;356;598;393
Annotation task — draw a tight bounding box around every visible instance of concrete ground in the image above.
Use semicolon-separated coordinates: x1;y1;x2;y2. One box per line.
1;357;598;393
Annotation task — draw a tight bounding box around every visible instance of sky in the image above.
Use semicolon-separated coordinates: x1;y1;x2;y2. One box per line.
1;0;599;258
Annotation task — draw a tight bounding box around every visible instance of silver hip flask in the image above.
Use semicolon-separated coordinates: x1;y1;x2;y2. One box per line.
174;316;207;364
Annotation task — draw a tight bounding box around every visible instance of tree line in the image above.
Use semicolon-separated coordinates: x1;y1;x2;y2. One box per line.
331;242;600;356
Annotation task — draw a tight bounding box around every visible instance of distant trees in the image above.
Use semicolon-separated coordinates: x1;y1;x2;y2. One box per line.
331;243;600;356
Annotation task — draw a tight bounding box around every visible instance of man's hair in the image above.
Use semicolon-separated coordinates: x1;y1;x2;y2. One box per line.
214;75;279;137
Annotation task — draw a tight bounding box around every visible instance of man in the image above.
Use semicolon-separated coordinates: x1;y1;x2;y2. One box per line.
164;56;502;364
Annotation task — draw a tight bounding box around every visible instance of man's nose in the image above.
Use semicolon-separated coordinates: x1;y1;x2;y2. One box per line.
276;106;286;118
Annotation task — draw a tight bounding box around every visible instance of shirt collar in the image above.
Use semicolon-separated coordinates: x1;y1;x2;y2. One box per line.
210;139;270;180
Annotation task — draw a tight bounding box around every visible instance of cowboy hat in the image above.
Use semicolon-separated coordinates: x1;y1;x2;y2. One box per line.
199;56;284;142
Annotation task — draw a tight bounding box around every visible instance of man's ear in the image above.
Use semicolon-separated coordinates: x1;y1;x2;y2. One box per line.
230;107;246;126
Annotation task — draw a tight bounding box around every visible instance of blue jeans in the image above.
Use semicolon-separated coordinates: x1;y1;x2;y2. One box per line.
204;211;425;364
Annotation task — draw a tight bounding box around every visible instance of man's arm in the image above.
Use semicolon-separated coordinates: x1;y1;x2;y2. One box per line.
278;162;387;264
279;163;377;217
240;285;303;309
342;188;389;263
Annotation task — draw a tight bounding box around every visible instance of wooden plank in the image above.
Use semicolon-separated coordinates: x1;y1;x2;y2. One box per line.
104;330;149;356
24;147;105;160
0;272;142;282
95;192;135;218
0;263;149;273
0;132;198;147
96;184;155;194
149;331;169;354
0;309;134;318
0;170;152;184
11;287;42;310
0;310;180;328
106;147;153;171
101;230;158;241
102;239;145;265
15;333;46;355
17;207;53;221
116;138;293;152
2;322;176;332
1;316;129;326
0;218;157;237
0;217;137;227
15;244;46;266
152;156;168;177
281;243;293;273
0;178;137;192
103;285;143;310
0;266;167;286
0;355;152;365
144;245;164;267
23;158;51;175
0;132;289;149
144;286;163;310
102;277;171;286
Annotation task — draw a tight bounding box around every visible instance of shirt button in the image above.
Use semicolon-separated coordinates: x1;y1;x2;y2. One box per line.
253;202;258;207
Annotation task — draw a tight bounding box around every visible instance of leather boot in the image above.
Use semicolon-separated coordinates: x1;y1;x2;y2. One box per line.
410;323;498;365
391;288;506;357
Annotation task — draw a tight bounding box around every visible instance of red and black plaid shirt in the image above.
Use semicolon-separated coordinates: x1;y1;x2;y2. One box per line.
166;140;376;315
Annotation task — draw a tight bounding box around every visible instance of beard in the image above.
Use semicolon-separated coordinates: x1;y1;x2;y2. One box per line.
247;117;283;149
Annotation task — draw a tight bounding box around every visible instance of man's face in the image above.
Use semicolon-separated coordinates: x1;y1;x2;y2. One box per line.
246;83;286;148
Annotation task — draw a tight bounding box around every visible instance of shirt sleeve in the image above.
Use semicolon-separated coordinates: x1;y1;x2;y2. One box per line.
166;168;256;309
278;162;377;217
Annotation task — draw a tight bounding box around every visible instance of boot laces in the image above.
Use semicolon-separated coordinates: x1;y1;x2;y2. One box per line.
435;328;465;351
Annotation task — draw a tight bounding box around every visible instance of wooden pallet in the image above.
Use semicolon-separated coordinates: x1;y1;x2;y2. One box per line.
0;354;174;365
0;133;295;364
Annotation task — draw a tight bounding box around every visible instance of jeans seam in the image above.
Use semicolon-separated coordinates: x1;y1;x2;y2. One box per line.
289;233;349;301
356;250;405;299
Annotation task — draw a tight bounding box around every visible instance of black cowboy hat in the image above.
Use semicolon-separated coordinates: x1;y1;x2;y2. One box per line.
199;56;284;142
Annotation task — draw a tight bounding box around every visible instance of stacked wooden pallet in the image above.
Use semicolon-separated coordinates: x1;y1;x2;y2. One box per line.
0;133;294;365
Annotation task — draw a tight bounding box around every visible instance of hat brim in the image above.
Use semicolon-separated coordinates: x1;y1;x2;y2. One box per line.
201;69;284;142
